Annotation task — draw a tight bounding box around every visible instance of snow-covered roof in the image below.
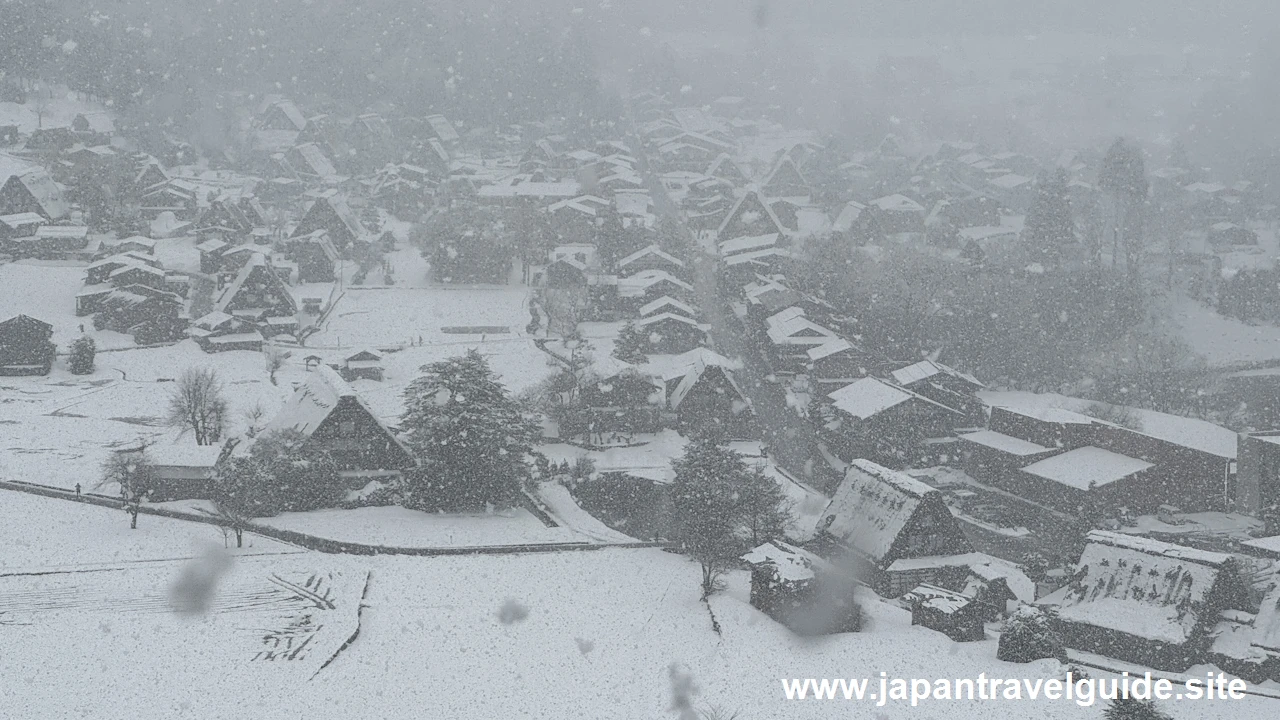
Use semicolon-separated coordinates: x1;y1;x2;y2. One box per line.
820;459;940;563
668;358;746;412
827;378;955;420
1041;531;1236;645
958;430;1051;456
988;173;1031;189
869;193;925;214
0;212;46;228
718;233;778;256
1021;446;1153;491
548;194;610;216
806;338;854;361
635;312;703;331
617;244;683;270
887;552;1035;604
479;175;581;199
11;167;69;220
638;295;697;318
724;247;793;268
994;405;1096;425
891;360;983;389
1240;535;1280;557
264;366;357;437
147;444;223;468
35;225;88;239
616;269;694;298
741;541;826;583
831;201;867;232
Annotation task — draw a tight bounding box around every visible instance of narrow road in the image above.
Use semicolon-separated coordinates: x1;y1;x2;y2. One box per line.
628;130;828;488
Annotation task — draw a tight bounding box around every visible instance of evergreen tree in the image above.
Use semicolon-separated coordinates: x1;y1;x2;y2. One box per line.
1099;138;1148;275
399;350;541;511
211;454;275;548
613;321;650;364
247;429;346;512
670;438;787;598
1103;697;1173;720
1023;169;1075;266
68;335;96;375
738;467;794;546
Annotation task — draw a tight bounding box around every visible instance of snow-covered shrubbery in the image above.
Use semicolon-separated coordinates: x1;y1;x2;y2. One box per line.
996;606;1066;663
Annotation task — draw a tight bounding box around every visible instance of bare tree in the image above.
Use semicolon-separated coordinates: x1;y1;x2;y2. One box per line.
99;448;154;529
166;368;228;445
242;402;266;438
264;348;285;386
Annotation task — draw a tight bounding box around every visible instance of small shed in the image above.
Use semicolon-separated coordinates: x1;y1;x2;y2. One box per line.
344;349;384;382
904;584;987;642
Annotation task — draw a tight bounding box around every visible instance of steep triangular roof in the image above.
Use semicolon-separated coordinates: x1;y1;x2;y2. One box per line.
705;153;748;185
819;459;969;564
715;191;785;239
616;244;685;271
761;156;810;198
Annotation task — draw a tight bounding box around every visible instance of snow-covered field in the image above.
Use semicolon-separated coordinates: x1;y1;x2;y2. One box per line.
1165;294;1280;367
4;491;1277;720
260;505;586;548
0;262;136;350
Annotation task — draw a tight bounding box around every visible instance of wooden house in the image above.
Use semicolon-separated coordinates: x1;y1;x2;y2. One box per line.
904;584;987;642
343;349;385;382
806;339;871;388
187;311;264;353
98;235;157;257
615;244;686;278
140;180;199;219
868;194;926;235
638;296;698;320
255;97;308;132
716;191;786;240
743;541;862;635
818;377;963;466
0;212;46;241
890;360;985;425
705;154;748;186
633;312;708;355
142;444;226;502
761;156;811;199
0;167;69;220
262;365;416;486
291;195;367;253
214;255;298;323
666;357;754;437
195;238;230;274
94;285;186;343
286;230;340;284
813;459;974;596
0;315;55;376
1040;531;1250;672
616;269;696;309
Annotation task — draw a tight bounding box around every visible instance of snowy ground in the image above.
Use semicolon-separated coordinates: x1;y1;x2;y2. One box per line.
4;492;1278;720
0;87;111;133
0;261;136;350
259;505;586;548
1164;294;1280;367
0;341;305;491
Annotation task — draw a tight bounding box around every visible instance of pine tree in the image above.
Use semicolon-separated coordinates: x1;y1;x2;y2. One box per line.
1103;697;1173;720
69;335;97;375
1023;169;1075;266
739;467;794;546
613;321;650;364
211;455;276;548
399;350;541;511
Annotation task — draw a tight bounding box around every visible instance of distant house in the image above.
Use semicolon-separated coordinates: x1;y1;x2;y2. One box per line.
818;377;963;466
666;356;754;437
214;256;298;324
0;167;69;220
890;360;985;425
98;235;157;257
813;459;974;596
140;180;199;219
904;584;987;642
638;295;698;320
291;195;367;253
143;444;226;502
342;349;385;382
255;97;307;132
806;339;871;388
716;191;786;240
743;541;861;635
868;194;926;234
0;315;56;376
1040;531;1250;672
187;311;264;353
94;285;186;343
760;156;811;199
195;238;230;274
615;244;685;277
0;212;46;241
263;365;416;485
616;269;695;308
282;142;341;183
1209;222;1258;247
633;312;708;355
286;230;340;284
705;154;748;186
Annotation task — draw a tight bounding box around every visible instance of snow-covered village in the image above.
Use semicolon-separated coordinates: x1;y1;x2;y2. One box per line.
4;2;1280;719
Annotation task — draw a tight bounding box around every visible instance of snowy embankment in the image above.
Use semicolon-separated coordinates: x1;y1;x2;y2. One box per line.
4;499;1275;720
